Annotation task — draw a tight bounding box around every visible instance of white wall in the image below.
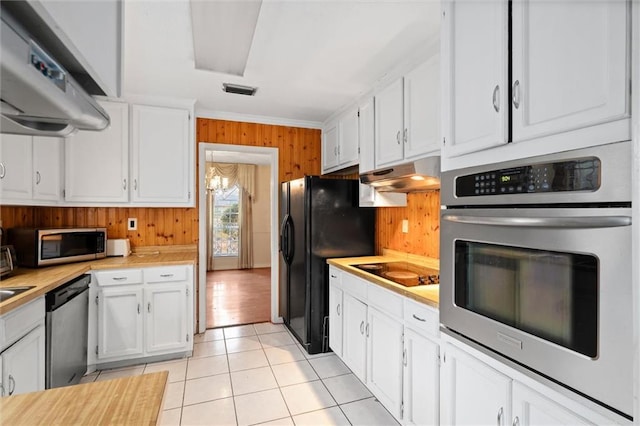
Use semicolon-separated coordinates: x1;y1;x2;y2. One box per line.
212;164;271;270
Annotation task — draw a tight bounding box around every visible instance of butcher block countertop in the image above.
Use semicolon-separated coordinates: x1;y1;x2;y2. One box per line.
327;249;439;309
0;245;197;315
0;371;168;425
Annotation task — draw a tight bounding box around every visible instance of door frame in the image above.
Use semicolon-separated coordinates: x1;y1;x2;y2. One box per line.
197;142;280;333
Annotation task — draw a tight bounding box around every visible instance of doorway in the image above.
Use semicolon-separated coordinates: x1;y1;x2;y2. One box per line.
198;143;280;333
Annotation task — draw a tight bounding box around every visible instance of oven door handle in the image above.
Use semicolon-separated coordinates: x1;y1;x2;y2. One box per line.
442;214;631;228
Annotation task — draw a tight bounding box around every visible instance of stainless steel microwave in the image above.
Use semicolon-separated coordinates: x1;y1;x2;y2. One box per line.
7;228;107;267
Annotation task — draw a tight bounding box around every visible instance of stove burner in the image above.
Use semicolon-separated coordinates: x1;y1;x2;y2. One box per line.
353;262;439;287
357;264;384;271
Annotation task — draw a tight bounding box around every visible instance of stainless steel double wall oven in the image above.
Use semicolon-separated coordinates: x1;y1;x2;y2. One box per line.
440;140;633;419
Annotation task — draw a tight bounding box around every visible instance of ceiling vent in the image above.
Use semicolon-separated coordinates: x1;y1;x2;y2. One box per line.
222;83;258;96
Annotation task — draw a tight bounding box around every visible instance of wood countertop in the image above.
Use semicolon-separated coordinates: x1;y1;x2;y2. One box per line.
0;371;168;425
327;251;440;309
0;246;197;315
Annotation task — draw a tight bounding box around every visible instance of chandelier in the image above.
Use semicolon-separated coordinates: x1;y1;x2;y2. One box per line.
207;174;229;192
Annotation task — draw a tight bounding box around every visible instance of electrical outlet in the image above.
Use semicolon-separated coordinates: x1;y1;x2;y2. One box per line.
402;219;409;233
127;218;137;231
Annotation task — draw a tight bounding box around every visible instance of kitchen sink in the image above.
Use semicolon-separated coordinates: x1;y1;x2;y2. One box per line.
0;286;35;303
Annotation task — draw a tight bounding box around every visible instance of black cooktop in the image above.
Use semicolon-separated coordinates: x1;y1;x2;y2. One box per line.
353;262;439;287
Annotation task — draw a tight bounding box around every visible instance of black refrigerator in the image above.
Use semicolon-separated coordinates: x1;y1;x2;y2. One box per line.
279;176;375;354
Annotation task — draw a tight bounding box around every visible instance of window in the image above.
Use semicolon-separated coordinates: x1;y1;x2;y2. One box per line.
213;185;239;256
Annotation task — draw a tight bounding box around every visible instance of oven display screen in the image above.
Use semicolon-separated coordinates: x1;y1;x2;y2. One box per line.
454;241;598;357
455;157;601;197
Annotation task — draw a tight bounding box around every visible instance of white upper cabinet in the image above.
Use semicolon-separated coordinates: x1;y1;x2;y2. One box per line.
0;134;33;201
510;0;629;143
65;100;129;204
442;0;630;168
322;107;360;174
376;57;441;169
31;0;122;97
131;104;192;205
404;56;441;160
375;79;405;167
441;0;509;158
32;136;63;202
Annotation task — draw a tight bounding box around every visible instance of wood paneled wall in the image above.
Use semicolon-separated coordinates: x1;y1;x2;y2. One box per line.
0;118;440;259
375;191;440;259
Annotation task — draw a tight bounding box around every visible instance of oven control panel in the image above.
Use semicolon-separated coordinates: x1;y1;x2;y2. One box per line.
456;157;601;197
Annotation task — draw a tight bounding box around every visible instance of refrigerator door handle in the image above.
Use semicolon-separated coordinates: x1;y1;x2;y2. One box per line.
279;215;289;256
286;215;295;263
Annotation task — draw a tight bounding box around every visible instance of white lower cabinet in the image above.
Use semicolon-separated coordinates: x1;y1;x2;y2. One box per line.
403;328;439;426
367;306;404;419
98;287;144;360
0;297;46;397
1;325;45;396
341;292;367;382
328;269;344;357
94;265;193;365
441;339;622;426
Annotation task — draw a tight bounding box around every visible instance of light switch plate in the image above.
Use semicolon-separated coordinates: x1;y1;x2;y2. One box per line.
402;219;409;233
128;218;137;231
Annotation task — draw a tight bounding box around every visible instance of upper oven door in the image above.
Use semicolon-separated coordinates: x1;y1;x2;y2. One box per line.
440;206;633;416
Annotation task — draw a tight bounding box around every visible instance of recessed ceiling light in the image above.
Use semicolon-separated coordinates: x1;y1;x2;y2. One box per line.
222;83;258;96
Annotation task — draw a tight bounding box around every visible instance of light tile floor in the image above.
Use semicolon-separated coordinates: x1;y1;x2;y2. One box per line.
81;322;399;426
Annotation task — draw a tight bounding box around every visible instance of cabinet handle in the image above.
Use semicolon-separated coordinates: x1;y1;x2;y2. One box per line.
0;162;5;179
0;382;4;397
8;375;15;396
134;179;138;190
412;313;426;322
403;128;408;144
137;303;141;314
112;277;127;281
337;304;341;316
147;302;151;313
403;348;407;366
160;274;174;278
330;274;337;279
497;407;503;426
512;417;519;426
123;178;127;190
365;323;369;337
396;130;401;144
35;171;41;185
360;321;364;334
512;80;520;109
492;85;500;112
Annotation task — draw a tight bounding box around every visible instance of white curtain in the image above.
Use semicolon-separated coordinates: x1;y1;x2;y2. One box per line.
206;162;256;270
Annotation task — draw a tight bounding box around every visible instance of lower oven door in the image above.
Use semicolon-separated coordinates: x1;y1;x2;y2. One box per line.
440;207;632;418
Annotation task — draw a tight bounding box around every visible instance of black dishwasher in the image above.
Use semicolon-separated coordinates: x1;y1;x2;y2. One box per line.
45;274;90;389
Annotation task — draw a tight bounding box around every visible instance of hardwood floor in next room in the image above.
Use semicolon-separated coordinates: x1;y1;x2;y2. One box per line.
207;268;271;329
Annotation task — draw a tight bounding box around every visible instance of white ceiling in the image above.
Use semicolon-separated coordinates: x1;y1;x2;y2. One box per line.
123;0;440;128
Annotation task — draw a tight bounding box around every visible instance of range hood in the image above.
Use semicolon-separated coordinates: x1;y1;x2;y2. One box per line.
360;156;441;193
0;6;109;137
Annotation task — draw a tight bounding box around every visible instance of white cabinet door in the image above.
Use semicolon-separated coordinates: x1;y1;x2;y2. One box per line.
1;324;45;396
0;134;33;200
322;122;339;172
366;306;403;420
328;282;343;357
145;284;188;354
403;328;439;426
32;137;63;201
404;57;440;159
131;105;192;204
441;343;512;425
342;293;367;382
358;97;375;173
512;382;597;426
98;287;143;360
338;108;359;167
511;0;629;144
65;101;129;203
375;79;404;167
441;0;509;157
